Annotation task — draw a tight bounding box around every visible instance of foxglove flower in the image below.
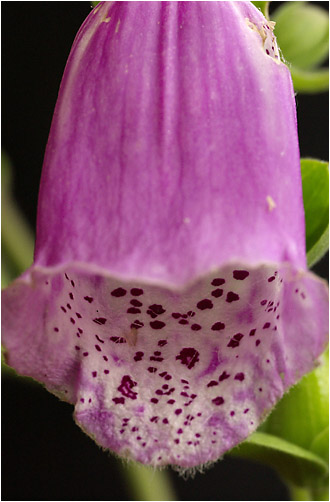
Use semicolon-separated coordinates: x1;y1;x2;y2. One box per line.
2;2;328;468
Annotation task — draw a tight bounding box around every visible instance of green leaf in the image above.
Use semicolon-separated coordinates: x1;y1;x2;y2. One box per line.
230;431;328;487
262;351;329;455
272;2;329;71
291;66;329;94
301;158;329;267
251;1;269;19
91;1;100;7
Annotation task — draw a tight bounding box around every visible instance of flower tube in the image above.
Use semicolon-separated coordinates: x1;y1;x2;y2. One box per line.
2;1;328;468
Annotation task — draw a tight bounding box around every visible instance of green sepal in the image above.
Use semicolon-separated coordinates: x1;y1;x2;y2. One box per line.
301;158;329;268
91;1;100;7
291;66;329;94
230;351;329;492
251;1;269;19
230;431;328;487
272;2;329;71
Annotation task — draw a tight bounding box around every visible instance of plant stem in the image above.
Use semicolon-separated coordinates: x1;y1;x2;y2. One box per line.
120;461;176;501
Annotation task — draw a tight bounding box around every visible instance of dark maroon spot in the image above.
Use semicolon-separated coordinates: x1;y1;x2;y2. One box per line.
76;312;82;319
95;334;104;344
234;372;245;381
259;388;263;392
165;375;172;381
110;336;126;343
118;375;137;400
175;409;182;415
65;273;69;280
260;299;267;306
211;322;225;331
211;289;223;298
163;418;169;424
191;324;201;331
148;304;166;315
71;280;75;287
131;288;143;296
176;348;200;369
174;439;180;444
131;320;144;330
234;333;244;341
158;340;167;347
113;397;125;404
219;371;230;381
150;355;164;362
226;292;240;303
80;398;85;403
54;327;59;332
268;276;275;282
256;339;261;346
181;392;189;397
61;306;66;313
179;319;189;325
159;372;167;377
150;321;165;330
162;384;169;390
134;351;144;362
84;296;94;303
78;328;83;334
187;311;195;317
69;293;74;300
95;344;101;352
172;313;181;319
150;416;159;423
83;352;89;357
104;369;109;374
197;299;213;310
266;49;270;55
92;371;97;378
211;278;225;286
233;270;249;280
212;396;224;406
151;398;158;404
148;367;157;373
167;399;175;404
156;389;163;395
181;314;188;319
67;304;72;310
263;322;271;329
131;427;138;432
227;333;243;348
111;287;127;297
75;346;80;351
249;329;256;337
127;307;141;314
207;380;218;387
103;356;108;361
70;317;75;324
130;299;142;307
93;317;107;325
177;429;183;434
244;408;249;414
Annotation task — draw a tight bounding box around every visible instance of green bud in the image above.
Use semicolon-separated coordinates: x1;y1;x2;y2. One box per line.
272;2;329;70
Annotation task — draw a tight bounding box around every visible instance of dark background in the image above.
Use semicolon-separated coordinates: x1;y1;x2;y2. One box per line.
2;2;328;501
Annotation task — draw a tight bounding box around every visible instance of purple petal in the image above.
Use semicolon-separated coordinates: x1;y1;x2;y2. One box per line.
2;2;328;468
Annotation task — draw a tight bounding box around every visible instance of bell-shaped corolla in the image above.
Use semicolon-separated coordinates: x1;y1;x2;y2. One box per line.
2;1;328;468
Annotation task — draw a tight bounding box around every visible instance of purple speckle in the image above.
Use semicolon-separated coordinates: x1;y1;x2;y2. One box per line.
211;278;225;286
211;289;223;298
226;292;240;303
211;322;225;331
131;288;143;296
234;372;245;381
233;270;249;280
212;396;224;406
197;299;213;310
111;287;127;297
150;320;166;330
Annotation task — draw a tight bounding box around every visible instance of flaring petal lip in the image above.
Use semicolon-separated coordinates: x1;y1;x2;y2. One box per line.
2;1;329;468
2;261;328;467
